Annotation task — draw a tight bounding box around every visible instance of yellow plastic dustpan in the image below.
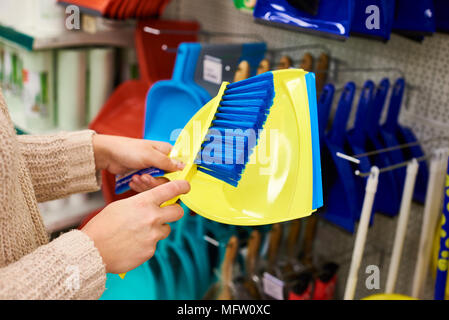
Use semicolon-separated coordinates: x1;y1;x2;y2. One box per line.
166;69;318;226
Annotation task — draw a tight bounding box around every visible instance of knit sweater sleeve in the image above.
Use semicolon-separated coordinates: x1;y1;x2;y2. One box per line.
17;130;102;202
0;230;106;299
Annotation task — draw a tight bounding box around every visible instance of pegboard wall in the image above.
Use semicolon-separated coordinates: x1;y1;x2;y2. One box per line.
163;0;449;300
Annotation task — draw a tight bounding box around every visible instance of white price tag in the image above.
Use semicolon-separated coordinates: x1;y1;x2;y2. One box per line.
203;55;222;84
263;272;285;300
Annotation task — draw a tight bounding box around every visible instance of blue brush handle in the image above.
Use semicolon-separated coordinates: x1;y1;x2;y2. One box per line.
318;84;335;137
435;159;449;300
384;78;405;131
327;82;355;146
115;167;165;194
366;78;390;134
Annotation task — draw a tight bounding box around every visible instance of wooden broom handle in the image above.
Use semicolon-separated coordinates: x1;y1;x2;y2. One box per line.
286;220;302;261
267;223;283;271
246;230;262;277
218;236;239;300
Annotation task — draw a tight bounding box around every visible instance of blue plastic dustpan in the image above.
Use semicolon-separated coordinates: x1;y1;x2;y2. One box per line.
253;0;355;40
143;45;207;144
351;0;395;41
317;84;335;139
382;78;428;203
170;209;211;299
392;0;436;37
177;43;211;103
434;0;449;33
321;82;361;233
100;261;158;300
371;79;406;193
347;80;401;217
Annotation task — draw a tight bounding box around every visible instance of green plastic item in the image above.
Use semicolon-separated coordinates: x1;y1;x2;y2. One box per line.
233;0;257;11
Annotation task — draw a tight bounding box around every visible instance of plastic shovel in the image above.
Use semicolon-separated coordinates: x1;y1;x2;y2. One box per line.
346;80;401;217
253;0;355;40
317;83;335;139
382;78;428;203
321;82;361;233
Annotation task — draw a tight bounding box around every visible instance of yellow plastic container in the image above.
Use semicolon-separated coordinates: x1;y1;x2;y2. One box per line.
166;69;317;225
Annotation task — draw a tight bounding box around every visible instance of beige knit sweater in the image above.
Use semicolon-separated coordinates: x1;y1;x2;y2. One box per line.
0;89;106;299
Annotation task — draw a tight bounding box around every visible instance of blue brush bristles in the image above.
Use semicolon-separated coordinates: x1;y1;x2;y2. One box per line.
195;72;275;187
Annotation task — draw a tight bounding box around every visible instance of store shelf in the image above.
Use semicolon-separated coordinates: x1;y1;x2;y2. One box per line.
40;192;105;233
0;23;135;51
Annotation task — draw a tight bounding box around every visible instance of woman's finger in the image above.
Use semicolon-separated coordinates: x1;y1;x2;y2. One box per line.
158;224;172;240
151;141;173;155
141;174;169;189
130;175;148;193
150;150;185;173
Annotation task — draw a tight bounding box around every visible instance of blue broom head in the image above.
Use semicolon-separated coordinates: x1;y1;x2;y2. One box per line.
194;72;275;187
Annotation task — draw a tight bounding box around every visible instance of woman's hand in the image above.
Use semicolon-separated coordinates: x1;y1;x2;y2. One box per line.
81;180;190;274
92;134;184;192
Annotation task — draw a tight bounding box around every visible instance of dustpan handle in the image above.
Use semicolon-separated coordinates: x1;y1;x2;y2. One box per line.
366;78;390;133
384;78;405;130
385;159;419;294
318;84;335;137
352;80;375;137
327;82;355;146
344;166;380;300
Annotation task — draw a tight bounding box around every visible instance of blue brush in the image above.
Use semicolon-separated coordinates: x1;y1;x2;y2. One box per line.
115;71;276;196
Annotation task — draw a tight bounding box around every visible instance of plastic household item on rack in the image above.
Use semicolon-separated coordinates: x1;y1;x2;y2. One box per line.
89;20;200;204
434;0;449;33
368;78;406;200
392;0;436;41
315;53;329;94
57;48;87;131
163;69;321;225
1;44;24;123
141;42;266;148
412;150;448;299
86;47;115;123
253;0;355;40
233;0;257;12
350;0;395;41
22;49;56;132
362;159;419;300
346;80;401;217
317;83;335;139
320;82;361;233
382;78;428;203
344;167;380;300
135;19;201;86
57;0;171;19
434;159;449;300
100;256;159;300
204;236;240;300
